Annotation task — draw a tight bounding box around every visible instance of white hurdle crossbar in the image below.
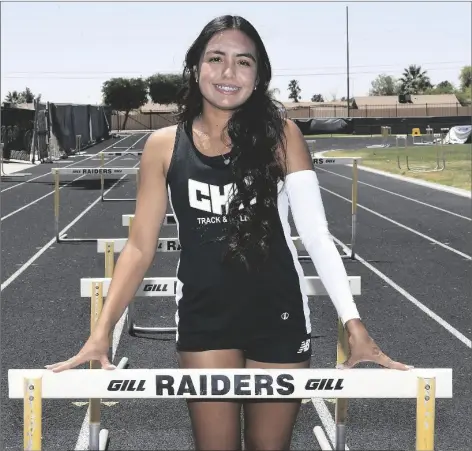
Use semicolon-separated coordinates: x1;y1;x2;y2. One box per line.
97;237;304;255
9;367;452;451
52;168;139;242
80;276;361;298
80;277;361;337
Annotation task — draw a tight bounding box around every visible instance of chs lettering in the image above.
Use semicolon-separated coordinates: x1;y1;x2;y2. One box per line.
107;379;146;391
155;374;295;396
188;179;256;215
305;378;344;391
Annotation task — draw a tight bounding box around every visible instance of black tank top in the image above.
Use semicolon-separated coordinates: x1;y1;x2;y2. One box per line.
166;121;309;336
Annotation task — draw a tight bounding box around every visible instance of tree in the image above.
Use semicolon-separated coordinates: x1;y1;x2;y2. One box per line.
4;91;23;104
459;65;471;91
425;80;455;95
398;65;433;95
147;73;187;105
369;74;400;96
311;94;324;102
288;80;301;102
21;87;35;103
4;87;39;105
102;77;148;129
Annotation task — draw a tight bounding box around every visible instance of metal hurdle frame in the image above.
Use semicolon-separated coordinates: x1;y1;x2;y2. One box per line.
96;232;319;337
98;151;142;202
397;128;448;173
366;126;391;149
52;168;139;243
309;157;361;260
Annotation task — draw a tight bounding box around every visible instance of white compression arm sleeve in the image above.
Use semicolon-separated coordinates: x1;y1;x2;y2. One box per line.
284;169;361;325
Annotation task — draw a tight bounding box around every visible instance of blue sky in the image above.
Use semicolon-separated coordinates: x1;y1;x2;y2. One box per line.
2;1;471;105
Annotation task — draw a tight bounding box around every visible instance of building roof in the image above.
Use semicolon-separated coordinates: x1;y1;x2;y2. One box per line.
353;94;459;107
138;99;349;113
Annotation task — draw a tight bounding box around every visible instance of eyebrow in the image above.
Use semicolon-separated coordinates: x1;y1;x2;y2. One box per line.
205;49;257;63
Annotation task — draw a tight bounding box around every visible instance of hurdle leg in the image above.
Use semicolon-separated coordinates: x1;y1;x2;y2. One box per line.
416;377;436;451
54;170;60;242
347;160;358;260
24;377;42;451
89;282;104;450
104;242;115;360
335;318;350;450
100;153;105;201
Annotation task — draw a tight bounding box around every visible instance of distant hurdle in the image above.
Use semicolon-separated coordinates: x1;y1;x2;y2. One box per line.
96;152;141;202
9;363;453;451
366;126;391;149
311;157;361;260
52;167;139;243
396;128;448;173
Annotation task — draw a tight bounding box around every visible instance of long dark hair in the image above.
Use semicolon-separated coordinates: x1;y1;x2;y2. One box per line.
177;15;288;271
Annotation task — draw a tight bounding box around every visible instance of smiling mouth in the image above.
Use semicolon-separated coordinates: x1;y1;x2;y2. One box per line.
214;84;241;94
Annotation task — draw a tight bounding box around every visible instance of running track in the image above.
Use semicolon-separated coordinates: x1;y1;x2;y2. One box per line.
1;133;471;450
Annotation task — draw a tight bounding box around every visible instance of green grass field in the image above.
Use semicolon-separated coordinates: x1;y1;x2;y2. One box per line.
323;144;472;191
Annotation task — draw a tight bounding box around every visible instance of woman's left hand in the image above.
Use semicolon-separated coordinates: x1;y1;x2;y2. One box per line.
337;320;413;371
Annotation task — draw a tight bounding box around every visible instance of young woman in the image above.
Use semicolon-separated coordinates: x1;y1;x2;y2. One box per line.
47;15;410;451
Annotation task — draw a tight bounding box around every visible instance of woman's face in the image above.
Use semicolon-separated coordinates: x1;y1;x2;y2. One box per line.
197;29;259;111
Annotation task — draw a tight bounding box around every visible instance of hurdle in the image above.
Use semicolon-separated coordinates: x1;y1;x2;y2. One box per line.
397;129;447;173
94;152;141;202
9;364;453;451
80;276;360;340
366;126;391;148
310;157;361;260
52;168;139;243
110;130;149;150
412;127;435;146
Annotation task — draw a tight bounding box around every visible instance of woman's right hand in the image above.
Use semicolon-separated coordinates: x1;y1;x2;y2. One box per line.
45;331;116;373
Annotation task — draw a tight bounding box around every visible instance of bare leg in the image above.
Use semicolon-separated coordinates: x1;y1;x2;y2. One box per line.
178;349;245;450
243;358;310;451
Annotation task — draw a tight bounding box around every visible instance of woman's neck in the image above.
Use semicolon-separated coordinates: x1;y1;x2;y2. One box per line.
195;103;233;139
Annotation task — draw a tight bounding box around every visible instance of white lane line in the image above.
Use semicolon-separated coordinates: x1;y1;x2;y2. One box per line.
315;166;471;221
334;235;472;348
1;151;130;222
0;133;149;193
0;161;140;292
321;186;472;261
311;399;349;451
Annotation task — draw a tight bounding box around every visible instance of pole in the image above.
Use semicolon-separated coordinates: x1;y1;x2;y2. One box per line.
346;5;350;117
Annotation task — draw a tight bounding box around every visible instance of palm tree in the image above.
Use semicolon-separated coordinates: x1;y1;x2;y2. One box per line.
399;65;433;95
4;91;24;104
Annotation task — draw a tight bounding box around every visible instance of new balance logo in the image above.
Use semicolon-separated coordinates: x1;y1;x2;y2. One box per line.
297;339;310;354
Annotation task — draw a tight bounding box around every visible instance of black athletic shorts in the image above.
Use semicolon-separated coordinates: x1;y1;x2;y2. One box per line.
176;330;312;364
